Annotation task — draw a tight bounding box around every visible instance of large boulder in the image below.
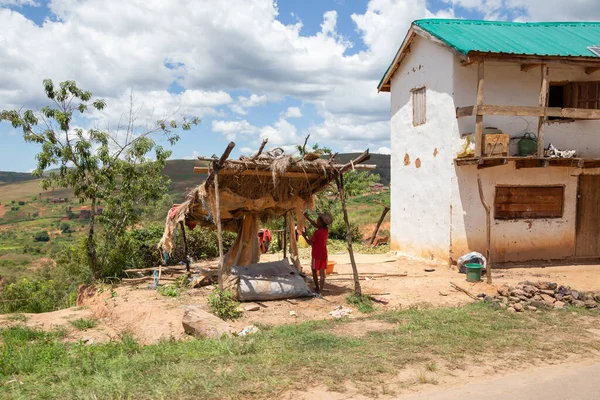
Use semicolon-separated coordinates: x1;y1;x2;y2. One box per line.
182;306;235;339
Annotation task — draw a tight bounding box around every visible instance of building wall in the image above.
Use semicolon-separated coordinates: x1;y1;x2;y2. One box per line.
451;60;600;263
389;36;457;261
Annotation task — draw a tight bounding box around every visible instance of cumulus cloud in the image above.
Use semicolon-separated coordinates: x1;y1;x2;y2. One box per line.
283;107;302;118
443;0;600;20
211;120;258;141
377;146;391;155
230;94;268;115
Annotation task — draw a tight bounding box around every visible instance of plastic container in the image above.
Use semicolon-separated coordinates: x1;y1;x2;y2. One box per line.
518;132;538;156
465;263;483;282
317;260;336;276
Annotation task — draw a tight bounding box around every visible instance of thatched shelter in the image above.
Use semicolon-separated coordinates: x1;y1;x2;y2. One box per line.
159;139;374;295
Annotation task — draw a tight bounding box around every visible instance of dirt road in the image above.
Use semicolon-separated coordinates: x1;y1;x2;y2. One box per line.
399;359;600;400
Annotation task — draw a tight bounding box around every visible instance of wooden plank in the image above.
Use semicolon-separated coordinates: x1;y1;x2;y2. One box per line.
193;167;321;179
576;175;600;256
456;106;474;118
474;61;485;158
467;52;600;68
521;63;541;72
537;65;549;157
457;104;600;119
494;185;564;219
585;67;600;75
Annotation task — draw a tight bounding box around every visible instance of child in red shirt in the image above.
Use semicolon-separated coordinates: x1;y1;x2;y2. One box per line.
302;212;332;294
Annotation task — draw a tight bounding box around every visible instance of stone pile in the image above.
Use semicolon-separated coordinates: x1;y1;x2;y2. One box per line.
484;281;600;312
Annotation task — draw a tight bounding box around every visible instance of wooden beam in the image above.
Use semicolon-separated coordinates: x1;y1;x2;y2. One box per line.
335;174;362;296
339;150;371;173
477;175;492;284
474;61;485;158
521;63;541;72
369;205;390;245
585;67;600;75
537;65;549;157
194;167;321;179
457;104;600;119
467;52;600;68
213;142;235;290
251;138;268;161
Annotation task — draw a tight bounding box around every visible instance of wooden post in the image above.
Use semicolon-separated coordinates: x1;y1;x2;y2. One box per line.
477;174;492;284
335;174;362;296
369;206;390;245
251;138;268;161
537;65;549;157
214;142;235;290
286;212;302;273
282;214;287;259
178;221;190;273
474;61;485;158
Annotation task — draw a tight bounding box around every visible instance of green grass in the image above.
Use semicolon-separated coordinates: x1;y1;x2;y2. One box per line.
1;303;598;399
346;293;376;313
69;318;99;331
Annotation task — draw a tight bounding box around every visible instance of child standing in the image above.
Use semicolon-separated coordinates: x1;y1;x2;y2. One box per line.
302;212;332;294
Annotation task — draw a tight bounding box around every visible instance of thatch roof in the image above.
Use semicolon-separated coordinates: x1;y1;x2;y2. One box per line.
159;140;373;253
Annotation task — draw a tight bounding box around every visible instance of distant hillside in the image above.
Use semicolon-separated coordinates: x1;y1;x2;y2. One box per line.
0;171;37;185
333;153;390;186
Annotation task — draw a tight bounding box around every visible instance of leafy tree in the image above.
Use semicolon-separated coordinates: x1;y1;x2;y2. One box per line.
2;80;199;279
59;222;71;233
34;231;50;242
295;135;332;157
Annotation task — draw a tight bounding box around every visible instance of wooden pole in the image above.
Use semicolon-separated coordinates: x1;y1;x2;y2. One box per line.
369;206;390;245
335;174;362;296
477;174;492;284
474;61;485;158
251;138;268;161
282;213;287;259
214;142;235;290
537;65;549;157
179;221;190;273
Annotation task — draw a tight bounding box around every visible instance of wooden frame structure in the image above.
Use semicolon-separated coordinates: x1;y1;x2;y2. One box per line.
456;59;600;166
160;139;376;296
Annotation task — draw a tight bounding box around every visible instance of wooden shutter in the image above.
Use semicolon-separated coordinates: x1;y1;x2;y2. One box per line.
412;87;426;126
494;186;564;219
574;82;600;109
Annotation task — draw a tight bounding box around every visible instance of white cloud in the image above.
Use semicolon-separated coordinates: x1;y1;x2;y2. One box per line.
8;130;17;135
211;119;258;141
377;146;391;155
283;106;302;118
0;0;39;6
443;0;600;20
239;147;254;155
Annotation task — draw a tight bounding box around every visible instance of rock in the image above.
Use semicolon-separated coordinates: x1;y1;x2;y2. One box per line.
584;300;598;309
289;310;297;317
518;295;530;302
535;282;557;291
484;295;494;303
571;290;580;300
490;303;501;310
513;303;524;312
477;293;486;298
532;294;544;302
583;293;594;302
507;307;516;313
539;289;555;296
182;306;234;339
509;296;521;303
594;294;600;303
554;293;564;301
238;325;259;336
554;301;565;309
562;295;572;303
511;289;526;297
522;286;537;297
499;302;507;308
572;300;585;307
527;306;537;311
497;285;510;297
244;304;261;312
540;294;555;304
529;301;546;310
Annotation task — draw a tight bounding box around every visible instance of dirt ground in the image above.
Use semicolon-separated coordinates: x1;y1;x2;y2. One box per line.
0;204;5;218
2;251;600;346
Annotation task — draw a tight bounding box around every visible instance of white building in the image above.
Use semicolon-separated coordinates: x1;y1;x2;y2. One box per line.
378;19;600;264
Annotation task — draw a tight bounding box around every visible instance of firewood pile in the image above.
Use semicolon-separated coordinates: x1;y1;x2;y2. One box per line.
487;281;600;312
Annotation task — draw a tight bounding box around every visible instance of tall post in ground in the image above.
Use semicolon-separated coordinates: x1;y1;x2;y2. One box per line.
477;174;492;284
336;174;362;296
214;142;235;290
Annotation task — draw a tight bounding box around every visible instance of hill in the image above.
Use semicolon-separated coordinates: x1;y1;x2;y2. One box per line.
0;171;38;185
334;153;390;185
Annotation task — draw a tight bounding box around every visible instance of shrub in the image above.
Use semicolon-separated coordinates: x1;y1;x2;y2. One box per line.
18;200;25;206
208;289;242;320
0;278;77;313
34;231;50;242
328;217;361;242
156;285;179;297
60;222;71;233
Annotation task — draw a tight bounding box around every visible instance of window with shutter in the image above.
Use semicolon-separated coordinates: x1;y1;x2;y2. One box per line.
494;186;564;220
575;82;600;109
412;87;426;126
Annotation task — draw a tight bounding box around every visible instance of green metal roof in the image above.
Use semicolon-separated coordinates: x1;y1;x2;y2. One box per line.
414;19;600;58
378;19;600;90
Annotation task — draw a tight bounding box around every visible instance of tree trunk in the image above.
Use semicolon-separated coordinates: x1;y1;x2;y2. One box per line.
88;197;100;279
335;174;362;296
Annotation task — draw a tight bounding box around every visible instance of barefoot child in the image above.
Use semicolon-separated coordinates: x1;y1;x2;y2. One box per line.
302;212;332;294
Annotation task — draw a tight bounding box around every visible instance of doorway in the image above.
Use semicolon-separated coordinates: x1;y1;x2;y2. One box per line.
575;175;600;257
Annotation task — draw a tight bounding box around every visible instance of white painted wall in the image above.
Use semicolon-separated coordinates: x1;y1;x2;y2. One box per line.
389;36;457;261
389;33;600;263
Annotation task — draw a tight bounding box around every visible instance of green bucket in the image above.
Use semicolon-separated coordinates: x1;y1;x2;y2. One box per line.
465;263;483;282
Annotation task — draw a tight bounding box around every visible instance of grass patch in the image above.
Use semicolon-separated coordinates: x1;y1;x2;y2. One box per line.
208;288;242;320
346;293;375;313
0;300;599;399
156;285;179;298
69;318;98;331
6;314;29;322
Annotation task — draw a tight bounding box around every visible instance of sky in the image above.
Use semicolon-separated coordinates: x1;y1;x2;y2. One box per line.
1;0;599;172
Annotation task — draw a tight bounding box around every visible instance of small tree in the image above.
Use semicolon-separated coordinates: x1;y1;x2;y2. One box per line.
2;80;199;279
34;231;50;242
